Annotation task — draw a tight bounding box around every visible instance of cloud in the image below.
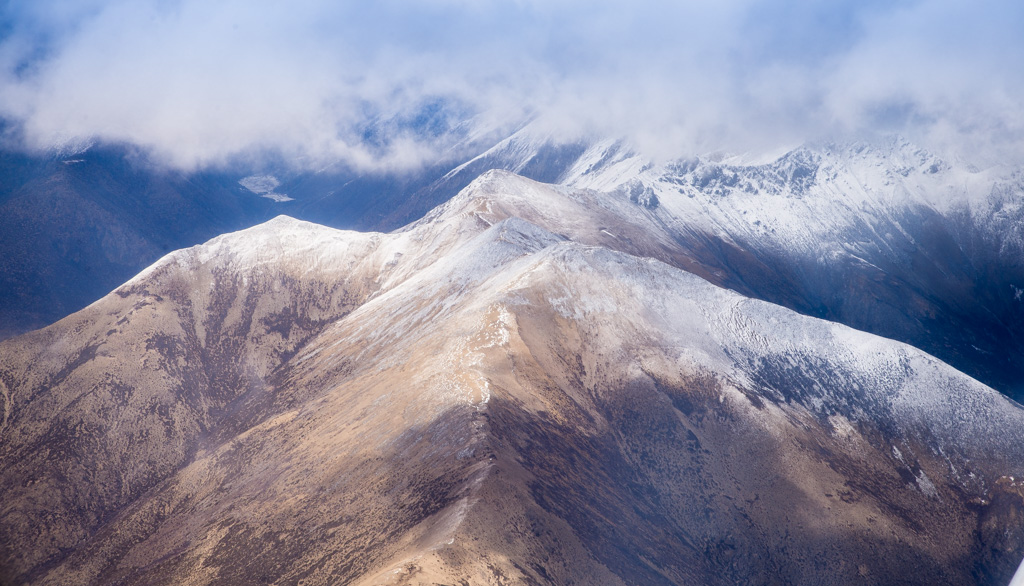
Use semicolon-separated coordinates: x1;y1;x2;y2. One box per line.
1;0;1022;170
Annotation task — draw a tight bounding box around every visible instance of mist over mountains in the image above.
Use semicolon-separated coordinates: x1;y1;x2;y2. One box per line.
3;0;1024;169
3;1;1024;584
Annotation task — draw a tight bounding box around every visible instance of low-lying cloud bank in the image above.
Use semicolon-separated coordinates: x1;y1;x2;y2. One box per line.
1;0;1022;170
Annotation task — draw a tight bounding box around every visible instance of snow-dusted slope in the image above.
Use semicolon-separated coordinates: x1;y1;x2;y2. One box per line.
643;141;1024;400
566;136;1020;256
441;130;1024;399
635;140;1024;400
2;174;1024;585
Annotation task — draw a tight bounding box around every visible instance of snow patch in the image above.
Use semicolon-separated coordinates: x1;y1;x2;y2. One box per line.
915;469;938;498
1009;558;1024;586
240;174;294;202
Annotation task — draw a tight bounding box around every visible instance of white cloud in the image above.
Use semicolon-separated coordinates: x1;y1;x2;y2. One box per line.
1;0;1022;169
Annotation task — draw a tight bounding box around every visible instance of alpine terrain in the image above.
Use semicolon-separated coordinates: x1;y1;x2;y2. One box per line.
4;130;1023;409
2;170;1023;585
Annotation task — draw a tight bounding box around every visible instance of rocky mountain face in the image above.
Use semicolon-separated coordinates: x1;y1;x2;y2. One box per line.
2;172;1023;585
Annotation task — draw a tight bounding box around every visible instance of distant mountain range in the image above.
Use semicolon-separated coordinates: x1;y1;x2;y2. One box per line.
2;172;1023;584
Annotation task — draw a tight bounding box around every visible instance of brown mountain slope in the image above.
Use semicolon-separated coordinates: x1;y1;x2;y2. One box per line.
2;172;1024;585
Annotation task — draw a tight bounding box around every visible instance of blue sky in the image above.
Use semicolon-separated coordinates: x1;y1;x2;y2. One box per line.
1;0;1021;169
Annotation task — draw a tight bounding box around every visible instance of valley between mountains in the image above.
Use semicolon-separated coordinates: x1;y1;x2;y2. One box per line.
2;170;1024;585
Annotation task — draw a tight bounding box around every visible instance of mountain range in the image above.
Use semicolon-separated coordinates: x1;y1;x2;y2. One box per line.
4;130;1023;403
1;165;1024;584
2;128;1024;584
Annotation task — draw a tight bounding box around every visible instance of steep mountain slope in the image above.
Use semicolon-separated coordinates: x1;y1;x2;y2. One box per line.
564;137;1024;400
2;172;1023;585
0;145;278;338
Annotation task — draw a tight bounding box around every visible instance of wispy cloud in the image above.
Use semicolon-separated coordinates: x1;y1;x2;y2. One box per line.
1;0;1021;169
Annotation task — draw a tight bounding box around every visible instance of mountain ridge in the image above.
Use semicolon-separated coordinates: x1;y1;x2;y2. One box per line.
2;173;1023;584
4;134;1023;405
